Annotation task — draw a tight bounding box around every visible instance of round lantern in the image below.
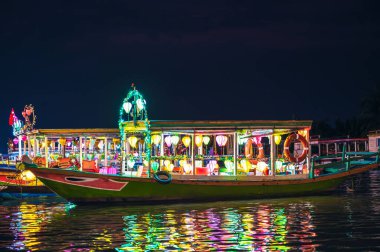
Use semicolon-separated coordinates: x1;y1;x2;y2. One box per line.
224;160;234;172
151;161;159;172
58;137;66;146
13;138;19;145
274;135;282;145
136;99;144;111
152;135;161;145
98;140;104;149
21;135;27;141
127;159;135;168
171;135;180;145
164;136;172;147
184;163;192;174
123;102;132;113
203;136;211;145
216;135;228;147
25;108;32;116
195;135;203;147
257;161;267;172
128;136;138;148
182;136;191;147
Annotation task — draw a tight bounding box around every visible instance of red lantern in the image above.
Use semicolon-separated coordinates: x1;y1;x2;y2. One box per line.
26;109;32;116
21;135;27;141
22;111;26;117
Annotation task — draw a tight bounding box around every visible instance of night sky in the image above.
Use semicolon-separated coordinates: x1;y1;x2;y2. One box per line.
0;1;379;152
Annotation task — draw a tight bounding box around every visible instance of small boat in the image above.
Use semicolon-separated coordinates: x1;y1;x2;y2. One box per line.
24;84;380;204
0;166;53;199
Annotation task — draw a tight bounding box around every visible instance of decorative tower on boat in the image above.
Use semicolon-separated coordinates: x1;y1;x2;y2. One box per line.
118;83;151;176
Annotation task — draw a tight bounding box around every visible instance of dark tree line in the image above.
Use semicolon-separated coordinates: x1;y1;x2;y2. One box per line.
311;85;380;138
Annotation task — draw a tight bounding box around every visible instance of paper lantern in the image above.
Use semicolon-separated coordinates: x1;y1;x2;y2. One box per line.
179;159;186;167
298;129;308;137
98;140;104;149
21;135;27;141
224;160;234;172
164;160;171;168
182;136;191;147
216;135;228;147
195;135;203;147
13;138;19;145
203;136;211;145
240;159;252;173
207;160;218;173
123;102;132;113
274;135;282;145
127;159;135;168
58;137;66;146
238;137;248;145
143;160;149;167
128;136;138;148
171;135;180;145
136;99;144;111
164;136;172;147
112;138;120;143
184;163;192;174
152;135;161;145
151;161;159;172
168;164;174;172
257;161;267;172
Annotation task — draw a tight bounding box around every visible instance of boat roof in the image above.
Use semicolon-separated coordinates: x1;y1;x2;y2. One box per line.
28;120;312;137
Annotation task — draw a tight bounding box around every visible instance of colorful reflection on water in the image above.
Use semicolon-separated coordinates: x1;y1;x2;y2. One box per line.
1;170;380;251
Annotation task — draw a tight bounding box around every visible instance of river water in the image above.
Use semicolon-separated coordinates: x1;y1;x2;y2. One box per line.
1;170;380;251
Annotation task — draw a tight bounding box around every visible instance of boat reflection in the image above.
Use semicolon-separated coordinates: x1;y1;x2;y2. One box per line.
1;199;319;251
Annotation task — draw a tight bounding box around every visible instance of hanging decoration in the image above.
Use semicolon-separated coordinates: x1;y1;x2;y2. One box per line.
127;159;135;168
21;104;37;132
21;135;27;141
128;136;138;148
8;108;16;126
182;136;191;147
98;140;104;150
224;160;234;172
123;102;132;113
274;135;282;145
13;138;19;145
171;135;180;145
195;135;203;147
184;163;192;174
164;136;172;147
216;135;228;147
202;136;211;145
30;138;35;147
58;137;66;146
151;161;159;172
152;135;162;145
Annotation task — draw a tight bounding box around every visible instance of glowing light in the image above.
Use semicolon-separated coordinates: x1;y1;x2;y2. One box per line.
179;160;186;167
58;137;66;146
98;140;104;149
13;138;19;145
171;135;180;145
21;170;36;181
151;161;159;171
123;102;132;113
22;135;27;141
274;135;282;145
238;137;248;145
152;135;161;145
257;161;267;172
224;160;234;172
143;160;149;167
202;136;211;145
240;159;251;173
195;135;203;147
216;135;228;147
184;163;192;174
136;99;144;111
207;160;218;173
164;160;171;169
127;159;135;168
164;136;172;147
128;136;138;148
182;136;191;147
298;129;308;137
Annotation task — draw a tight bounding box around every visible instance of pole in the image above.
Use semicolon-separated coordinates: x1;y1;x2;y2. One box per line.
233;132;237;176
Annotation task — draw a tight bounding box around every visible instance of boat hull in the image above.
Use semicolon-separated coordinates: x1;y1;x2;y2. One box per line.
26;165;379;204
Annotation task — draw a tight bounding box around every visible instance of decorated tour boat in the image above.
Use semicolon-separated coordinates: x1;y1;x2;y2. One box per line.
22;85;380;203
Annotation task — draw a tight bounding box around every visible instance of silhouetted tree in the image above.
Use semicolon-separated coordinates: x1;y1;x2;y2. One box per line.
360;84;380;132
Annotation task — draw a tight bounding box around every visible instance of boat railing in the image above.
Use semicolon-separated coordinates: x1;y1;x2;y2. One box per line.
310;147;380;179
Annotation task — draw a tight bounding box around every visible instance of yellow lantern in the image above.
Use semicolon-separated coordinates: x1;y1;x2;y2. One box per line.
195;135;203;147
203;136;211;145
274;135;282;145
179;159;186;167
29;138;35;147
298;129;308;137
182;136;191;147
128;136;138;148
164;160;171;169
112;138;120;143
152;135;161;145
58;137;66;146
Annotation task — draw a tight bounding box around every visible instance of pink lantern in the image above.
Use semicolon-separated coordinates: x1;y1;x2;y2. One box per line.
216;135;228;147
21;135;27;141
13;138;19;145
164;136;172;147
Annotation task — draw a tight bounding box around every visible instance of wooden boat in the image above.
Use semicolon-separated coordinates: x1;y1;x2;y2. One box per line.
23;85;380;204
0;166;53;198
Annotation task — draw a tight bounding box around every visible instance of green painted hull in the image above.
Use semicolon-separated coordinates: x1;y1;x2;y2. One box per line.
28;163;379;204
